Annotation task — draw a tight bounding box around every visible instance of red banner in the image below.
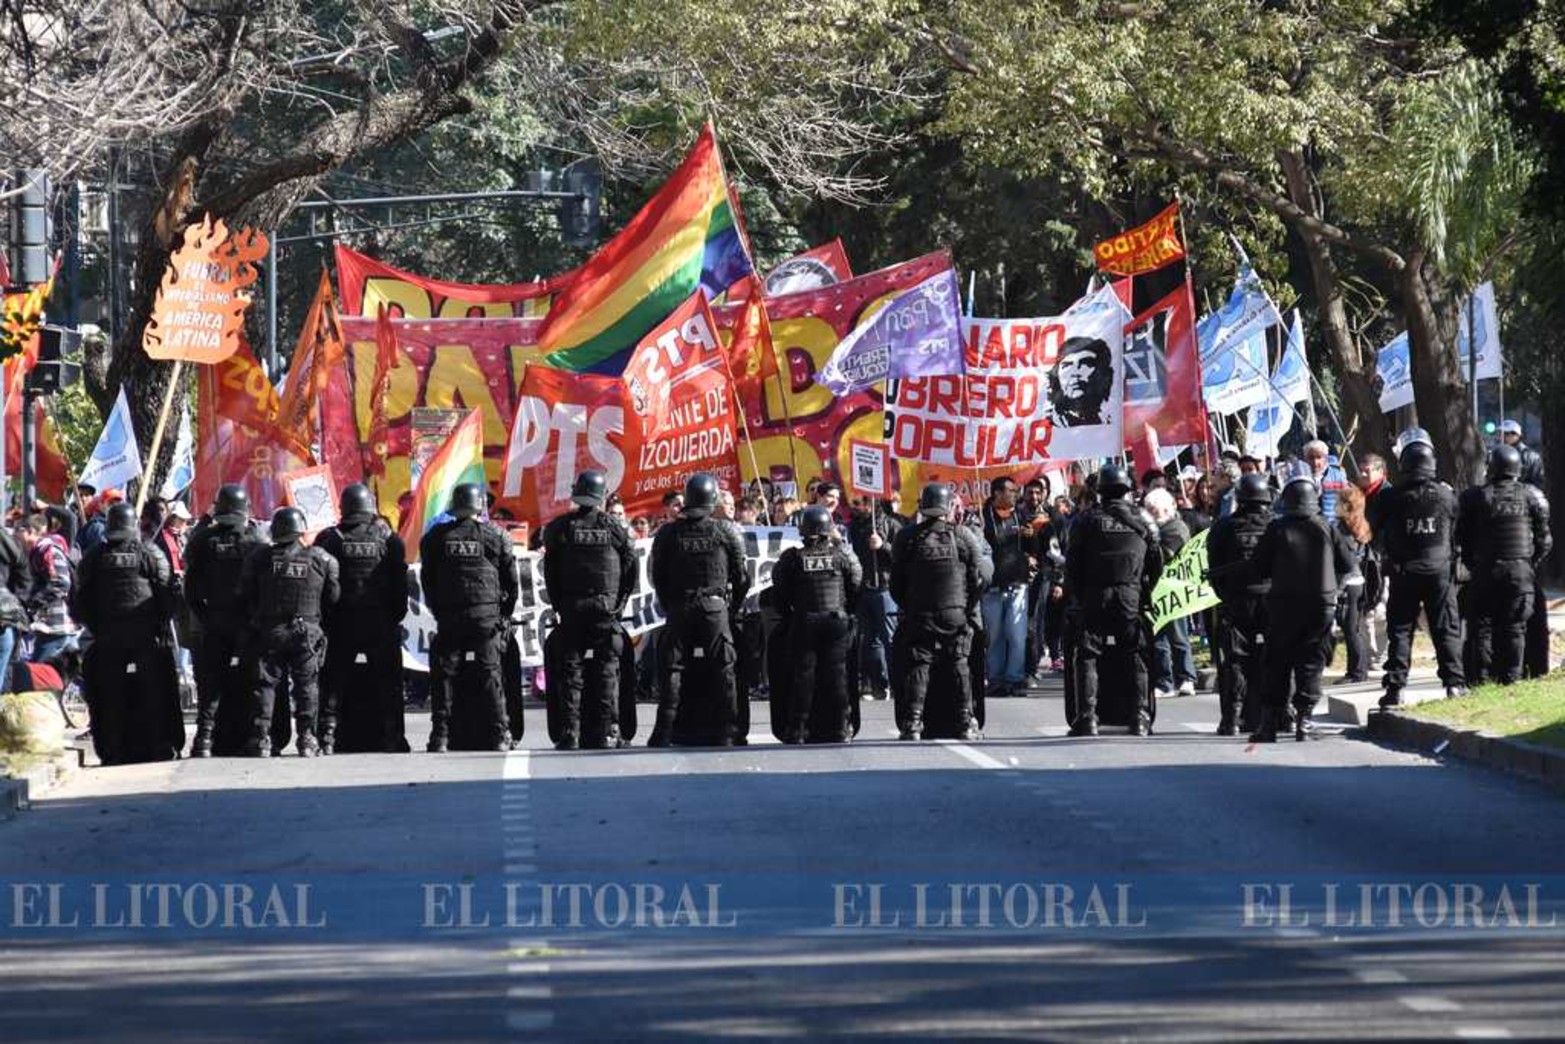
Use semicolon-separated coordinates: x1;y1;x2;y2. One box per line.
194;343;314;518
1093;202;1185;278
620;292;740;516
333;244;565;319
502;366;625;523
1122;284;1204;446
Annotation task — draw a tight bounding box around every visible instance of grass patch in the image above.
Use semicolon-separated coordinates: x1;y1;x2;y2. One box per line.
1409;673;1565;751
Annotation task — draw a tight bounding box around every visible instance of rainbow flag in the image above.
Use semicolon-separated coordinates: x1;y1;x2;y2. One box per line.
399;408;487;558
536;122;752;374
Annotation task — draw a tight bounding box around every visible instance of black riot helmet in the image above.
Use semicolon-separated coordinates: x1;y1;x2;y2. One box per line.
1398;441;1438;482
1236;472;1273;506
572;470;608;509
799;505;834;539
683;473;719;518
106;502;138;536
1097;464;1133;500
918;482;953;519
448;483;485;520
1279;476;1320;518
213;483;250;523
271;507;307;545
1488;443;1522;482
339;483;375;519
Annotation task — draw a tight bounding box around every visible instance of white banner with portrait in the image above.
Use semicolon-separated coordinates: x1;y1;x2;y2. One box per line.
886;286;1127;467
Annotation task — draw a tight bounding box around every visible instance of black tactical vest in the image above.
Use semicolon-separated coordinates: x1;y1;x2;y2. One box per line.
259;544;327;622
794;544;847;613
562;509;623;602
333;519;391;610
1083;502;1150;589
1479;480;1534;564
666;517;730;597
903;522;965;613
432;519;500;611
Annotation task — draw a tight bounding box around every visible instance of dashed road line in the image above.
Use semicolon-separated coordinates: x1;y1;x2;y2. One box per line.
501;749;553;1036
1399;995;1463;1013
938;740;1010;770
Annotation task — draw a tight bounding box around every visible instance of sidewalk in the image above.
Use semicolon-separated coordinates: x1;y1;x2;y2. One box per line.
1322;669;1448;726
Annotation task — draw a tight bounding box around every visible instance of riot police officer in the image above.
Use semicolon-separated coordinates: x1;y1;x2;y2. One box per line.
420;483;519;752
1205;472;1273;736
889;483;990;741
1248;473;1355;742
1457;445;1552;685
1377;432;1467;707
649;474;749;747
184;484;267;756
541;471;638;750
315;484;409;754
70;502;181;765
239;508;340;757
772;505;863;743
1064;465;1161;736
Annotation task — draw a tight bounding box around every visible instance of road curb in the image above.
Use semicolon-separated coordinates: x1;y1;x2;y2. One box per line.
0;745;84;822
1366;711;1565;791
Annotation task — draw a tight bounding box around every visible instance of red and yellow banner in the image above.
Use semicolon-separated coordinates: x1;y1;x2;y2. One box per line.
1093;202;1185;278
334;243;561;320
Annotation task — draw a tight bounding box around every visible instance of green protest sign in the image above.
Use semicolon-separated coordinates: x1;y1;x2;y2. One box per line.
1147;528;1222;634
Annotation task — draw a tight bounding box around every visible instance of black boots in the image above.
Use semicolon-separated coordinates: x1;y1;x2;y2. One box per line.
1130;713;1152;737
1248;709;1279;744
426;731;449;753
295;726;320;758
191;726;213;758
1378;687;1403;709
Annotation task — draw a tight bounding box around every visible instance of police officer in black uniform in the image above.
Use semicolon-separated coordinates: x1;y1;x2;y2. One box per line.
1457;444;1552;685
314;484;409;754
889;483;990;741
1501;420;1553;676
184;484;267;756
648;473;749;747
420;483;520;752
70;502;181;765
1377;432;1467;707
1064;465;1161;737
239;508;340;757
1248;472;1355;742
1205;472;1274;736
772;505;863;743
542;470;638;750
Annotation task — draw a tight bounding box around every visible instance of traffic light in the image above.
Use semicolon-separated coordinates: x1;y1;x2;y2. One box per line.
25;326;81;393
7;169;50;288
560;159;601;247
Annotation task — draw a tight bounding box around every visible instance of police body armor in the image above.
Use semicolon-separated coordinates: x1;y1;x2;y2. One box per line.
901;523;967;614
1081;501;1152;592
554;508;625;613
666;517;732;603
256;544;329;625
81;538;161;646
794;545;850;614
191;522;261;630
430;518;502;617
331;518;394;612
1217;510;1272;598
1387;482;1454;574
1476;482;1536;566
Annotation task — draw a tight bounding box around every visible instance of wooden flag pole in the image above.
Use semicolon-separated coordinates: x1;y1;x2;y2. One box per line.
135;358;184;517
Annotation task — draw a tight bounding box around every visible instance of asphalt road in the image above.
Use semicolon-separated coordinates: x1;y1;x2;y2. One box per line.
2;681;1563;1042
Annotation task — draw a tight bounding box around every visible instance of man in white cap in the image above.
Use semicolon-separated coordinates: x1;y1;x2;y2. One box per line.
1499;420;1545;490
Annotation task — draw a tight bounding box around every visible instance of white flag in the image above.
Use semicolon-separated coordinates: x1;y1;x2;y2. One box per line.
78;388;143;493
160;398;196;498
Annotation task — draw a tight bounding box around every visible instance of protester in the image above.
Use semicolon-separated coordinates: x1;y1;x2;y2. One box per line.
1144;488;1196;699
1331;485;1373;684
979;476;1033;698
18;511;76;664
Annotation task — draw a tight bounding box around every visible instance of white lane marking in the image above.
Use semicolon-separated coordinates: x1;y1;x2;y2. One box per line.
1453;1028;1513;1040
505;1011;555;1030
503;863;537;876
508;962;552;975
1273;927;1320;939
1400;995;1463;1013
1353;968;1409;984
937;740;1009;770
506;985;553;1000
503;749;531;781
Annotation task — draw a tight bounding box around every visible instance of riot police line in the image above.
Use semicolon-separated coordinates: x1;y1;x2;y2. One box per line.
69;423;1552;761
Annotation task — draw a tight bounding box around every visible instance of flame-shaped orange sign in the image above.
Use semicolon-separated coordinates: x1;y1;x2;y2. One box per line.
143;216;269;363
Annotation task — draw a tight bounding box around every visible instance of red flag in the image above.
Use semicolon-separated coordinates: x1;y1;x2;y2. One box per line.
1094;202;1185;277
194;340;315;518
365;305;400;480
619;291;740;516
502;366;627;525
275;269;346;450
723;274;779;393
1123;285;1204;446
